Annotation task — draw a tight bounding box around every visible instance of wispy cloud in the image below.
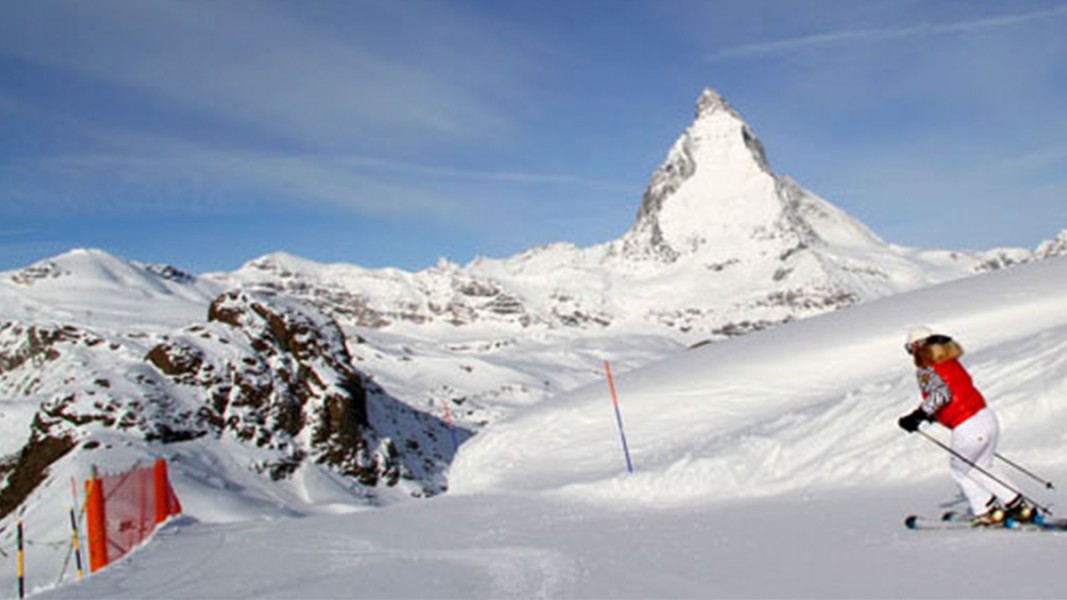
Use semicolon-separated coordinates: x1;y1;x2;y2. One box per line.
708;4;1067;61
0;229;36;239
0;0;538;149
0;0;567;221
340;156;631;191
0;145;629;220
0;153;449;218
992;145;1067;178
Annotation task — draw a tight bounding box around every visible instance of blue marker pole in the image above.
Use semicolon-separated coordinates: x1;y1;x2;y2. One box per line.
604;361;634;473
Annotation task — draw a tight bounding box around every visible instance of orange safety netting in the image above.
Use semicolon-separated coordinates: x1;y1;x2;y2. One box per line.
85;459;181;572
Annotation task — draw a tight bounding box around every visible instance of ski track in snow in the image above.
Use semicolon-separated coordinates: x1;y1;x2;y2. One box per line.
38;505;581;600
32;480;1067;600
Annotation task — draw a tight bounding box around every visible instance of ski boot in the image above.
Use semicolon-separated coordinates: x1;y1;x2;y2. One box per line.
971;509;1005;527
1004;495;1036;524
971;503;1006;528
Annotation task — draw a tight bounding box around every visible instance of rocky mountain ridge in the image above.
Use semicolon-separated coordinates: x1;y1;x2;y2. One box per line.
218;89;1059;341
0;289;454;520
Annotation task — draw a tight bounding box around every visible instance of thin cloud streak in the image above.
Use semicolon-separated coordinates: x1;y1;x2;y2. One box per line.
2;147;633;221
0;0;530;149
0;153;454;218
708;4;1067;61
0;1;562;229
0;229;37;239
341;156;632;191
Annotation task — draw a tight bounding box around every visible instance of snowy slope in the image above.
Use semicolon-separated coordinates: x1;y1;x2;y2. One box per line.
21;255;1067;600
448;256;1067;501
0;248;223;331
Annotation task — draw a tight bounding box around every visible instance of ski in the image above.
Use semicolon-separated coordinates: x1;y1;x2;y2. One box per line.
1029;516;1067;531
904;514;973;530
905;513;1067;531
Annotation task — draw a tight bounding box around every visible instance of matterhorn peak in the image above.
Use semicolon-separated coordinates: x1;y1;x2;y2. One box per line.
614;88;786;263
695;87;737;120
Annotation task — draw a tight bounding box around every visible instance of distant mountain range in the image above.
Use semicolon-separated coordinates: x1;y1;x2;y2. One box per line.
1;88;1064;521
213;89;1061;339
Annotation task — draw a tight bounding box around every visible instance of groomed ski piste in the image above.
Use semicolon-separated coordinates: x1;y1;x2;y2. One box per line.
20;255;1067;599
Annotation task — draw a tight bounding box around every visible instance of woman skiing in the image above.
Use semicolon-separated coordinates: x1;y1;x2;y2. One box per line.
897;326;1034;526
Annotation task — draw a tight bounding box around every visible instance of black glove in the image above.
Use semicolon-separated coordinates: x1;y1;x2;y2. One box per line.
898;408;929;433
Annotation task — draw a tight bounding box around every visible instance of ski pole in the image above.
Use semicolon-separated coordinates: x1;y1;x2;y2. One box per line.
995;452;1055;490
916;428;1052;516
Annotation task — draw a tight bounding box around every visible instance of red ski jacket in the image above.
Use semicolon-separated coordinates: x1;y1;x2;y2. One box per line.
928;358;987;429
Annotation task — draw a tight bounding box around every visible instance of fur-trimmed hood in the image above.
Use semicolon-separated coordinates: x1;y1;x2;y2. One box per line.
916;334;964;367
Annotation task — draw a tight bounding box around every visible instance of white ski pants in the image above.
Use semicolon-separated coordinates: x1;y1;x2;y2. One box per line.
950;408;1019;515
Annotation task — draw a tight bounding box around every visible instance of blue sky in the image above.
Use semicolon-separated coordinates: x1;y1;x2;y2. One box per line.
2;0;1065;274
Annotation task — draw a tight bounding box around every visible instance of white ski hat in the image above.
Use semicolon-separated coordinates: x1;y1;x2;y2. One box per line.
905;325;934;353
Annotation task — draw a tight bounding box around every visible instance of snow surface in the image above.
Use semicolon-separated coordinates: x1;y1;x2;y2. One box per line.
8;256;1067;599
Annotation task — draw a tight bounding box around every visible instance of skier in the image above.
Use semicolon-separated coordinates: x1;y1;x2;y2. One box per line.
897;326;1034;526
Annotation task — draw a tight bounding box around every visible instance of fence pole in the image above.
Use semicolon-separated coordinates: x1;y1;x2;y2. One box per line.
85;466;108;573
153;460;168;526
604;361;634;474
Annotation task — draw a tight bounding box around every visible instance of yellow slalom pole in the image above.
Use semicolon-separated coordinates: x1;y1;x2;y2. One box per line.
70;477;84;581
69;509;84;581
17;519;25;599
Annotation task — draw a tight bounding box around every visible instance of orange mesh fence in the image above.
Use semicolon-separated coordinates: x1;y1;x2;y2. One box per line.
84;459;181;573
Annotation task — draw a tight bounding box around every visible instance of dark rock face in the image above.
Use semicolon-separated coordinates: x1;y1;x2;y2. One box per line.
1;290;455;520
147;290;392;482
0;323;76;374
0;424;76;520
0;320;213;519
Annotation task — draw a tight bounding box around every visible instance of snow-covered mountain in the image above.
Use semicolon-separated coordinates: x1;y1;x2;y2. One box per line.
0;288;455;513
21;250;1067;600
221;89;1010;341
196;88;1063;435
1;248;222;330
1;88;1064;552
